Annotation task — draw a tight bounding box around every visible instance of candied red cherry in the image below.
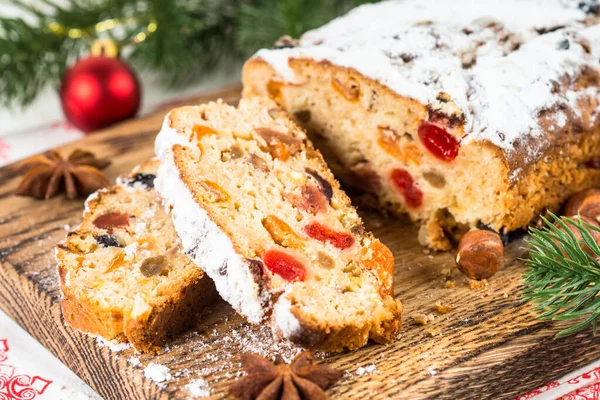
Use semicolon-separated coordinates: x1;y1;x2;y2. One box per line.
263;250;306;282
390;168;423;208
304;222;355;249
418;121;460;161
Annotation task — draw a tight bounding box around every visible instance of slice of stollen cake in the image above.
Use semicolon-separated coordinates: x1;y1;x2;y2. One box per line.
56;159;217;353
155;97;402;351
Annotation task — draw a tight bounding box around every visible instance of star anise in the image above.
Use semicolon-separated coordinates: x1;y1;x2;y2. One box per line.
14;149;111;200
229;352;343;400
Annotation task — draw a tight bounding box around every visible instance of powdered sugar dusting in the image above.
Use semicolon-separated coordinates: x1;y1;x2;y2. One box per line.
185;378;210;398
94;336;131;352
253;0;600;166
144;362;172;384
155;117;267;323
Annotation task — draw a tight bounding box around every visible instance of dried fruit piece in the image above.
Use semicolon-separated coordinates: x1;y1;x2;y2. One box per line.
304;222;355;249
377;131;404;159
418;121;460;161
198;180;229;203
262;215;304;249
422;170;446;188
221;144;245;161
94;234;122;248
270;142;290;161
93;212;130;232
377;129;422;166
256;127;302;150
302;184;329;214
140;255;167;277
105;253;126;273
263;250;306;282
456;229;503;280
192;125;218;141
267;80;283;98
307;170;333;201
317;251;335;269
390;168;423;208
247;154;270;173
127;173;156;189
360;239;394;295
331;75;360;101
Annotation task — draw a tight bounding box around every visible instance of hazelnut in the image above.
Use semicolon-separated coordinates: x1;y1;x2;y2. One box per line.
563;188;600;222
555;215;600;255
456;229;503;280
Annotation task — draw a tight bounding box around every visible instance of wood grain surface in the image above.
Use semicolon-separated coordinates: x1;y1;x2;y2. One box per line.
1;84;599;400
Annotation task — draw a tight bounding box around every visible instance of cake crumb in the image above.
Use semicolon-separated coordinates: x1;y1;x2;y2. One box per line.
426;327;441;337
435;301;452;314
444;280;456;289
186;378;210;398
468;279;489;290
412;313;435;325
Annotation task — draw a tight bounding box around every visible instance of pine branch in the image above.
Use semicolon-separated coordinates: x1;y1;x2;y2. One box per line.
523;212;600;338
0;0;379;108
238;0;375;52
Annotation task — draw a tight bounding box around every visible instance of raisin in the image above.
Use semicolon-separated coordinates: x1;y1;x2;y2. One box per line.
263;250;306;282
262;215;304;249
422;171;446;188
390;168;423;208
418;121;460;161
94;234;123;248
307;170;333;201
317;251;335;269
304;222;355;249
93;212;130;232
140;255;167;277
221;144;245;161
127;173;156;189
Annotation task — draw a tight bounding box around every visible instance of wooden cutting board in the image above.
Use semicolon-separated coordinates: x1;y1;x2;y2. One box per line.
1;84;599;400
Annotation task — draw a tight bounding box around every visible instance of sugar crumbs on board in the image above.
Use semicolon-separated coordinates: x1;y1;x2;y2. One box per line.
185;378;210;398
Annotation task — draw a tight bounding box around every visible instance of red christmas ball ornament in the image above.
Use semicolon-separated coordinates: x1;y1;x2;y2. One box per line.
60;45;140;133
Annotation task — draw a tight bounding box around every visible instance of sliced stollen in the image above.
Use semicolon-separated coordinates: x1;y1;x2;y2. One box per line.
155;97;402;351
56;159;217;353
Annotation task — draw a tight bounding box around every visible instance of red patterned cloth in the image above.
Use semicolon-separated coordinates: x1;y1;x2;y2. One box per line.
0;313;100;399
518;365;600;400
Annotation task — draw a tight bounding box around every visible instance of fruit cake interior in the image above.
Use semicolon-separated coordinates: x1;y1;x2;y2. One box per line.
155;98;402;350
56;160;216;352
243;0;600;250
